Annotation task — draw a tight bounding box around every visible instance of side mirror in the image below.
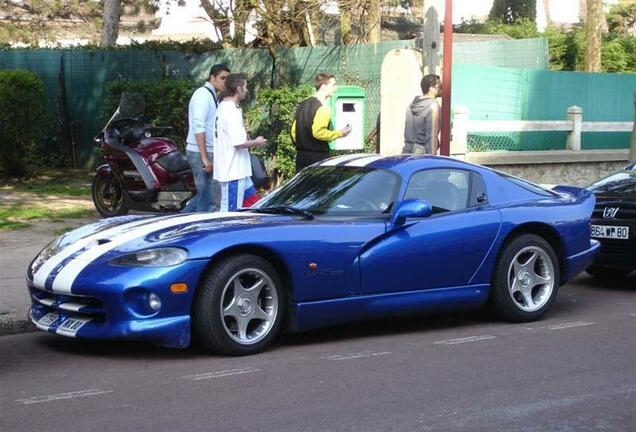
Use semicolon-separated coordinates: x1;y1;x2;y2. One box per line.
389;199;432;229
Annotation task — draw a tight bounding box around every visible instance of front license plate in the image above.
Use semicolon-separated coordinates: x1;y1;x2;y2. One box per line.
58;317;91;335
591;225;629;240
38;312;59;327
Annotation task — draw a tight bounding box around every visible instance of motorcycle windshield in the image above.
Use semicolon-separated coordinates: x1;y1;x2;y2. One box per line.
112;92;145;121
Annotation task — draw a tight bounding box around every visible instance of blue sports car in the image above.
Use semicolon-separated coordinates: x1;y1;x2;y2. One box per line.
27;154;599;355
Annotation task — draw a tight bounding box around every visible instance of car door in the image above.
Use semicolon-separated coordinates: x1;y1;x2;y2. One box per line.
359;168;501;294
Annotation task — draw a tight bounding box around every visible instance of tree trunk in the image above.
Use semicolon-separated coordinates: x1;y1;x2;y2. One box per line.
339;1;352;45
366;0;381;43
101;0;121;47
584;0;603;72
542;0;551;25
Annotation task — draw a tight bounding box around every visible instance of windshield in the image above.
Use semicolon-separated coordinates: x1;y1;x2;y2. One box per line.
105;92;145;130
588;171;636;198
254;166;401;216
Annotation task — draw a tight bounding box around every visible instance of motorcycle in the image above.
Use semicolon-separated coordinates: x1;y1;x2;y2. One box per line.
92;92;196;217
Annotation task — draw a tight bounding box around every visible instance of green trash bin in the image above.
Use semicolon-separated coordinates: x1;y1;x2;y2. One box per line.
329;85;365;150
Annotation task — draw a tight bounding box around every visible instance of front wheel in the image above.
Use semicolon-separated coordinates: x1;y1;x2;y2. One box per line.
193;254;285;355
490;234;560;322
92;174;129;217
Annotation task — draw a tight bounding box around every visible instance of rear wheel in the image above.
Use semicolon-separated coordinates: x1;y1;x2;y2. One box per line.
490;234;560;322
586;265;632;280
92;174;129;217
193;254;285;355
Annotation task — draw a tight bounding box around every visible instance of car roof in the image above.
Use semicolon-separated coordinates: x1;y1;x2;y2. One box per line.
315;153;487;177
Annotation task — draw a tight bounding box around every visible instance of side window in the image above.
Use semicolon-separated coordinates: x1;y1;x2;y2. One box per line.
468;172;488;206
404;169;471;213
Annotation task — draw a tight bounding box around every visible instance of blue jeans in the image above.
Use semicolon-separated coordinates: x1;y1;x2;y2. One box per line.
182;150;220;213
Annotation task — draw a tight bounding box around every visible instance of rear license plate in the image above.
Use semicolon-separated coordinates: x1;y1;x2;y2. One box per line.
591;225;629;240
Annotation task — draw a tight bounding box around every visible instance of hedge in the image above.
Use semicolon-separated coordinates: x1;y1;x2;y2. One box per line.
0;70;46;176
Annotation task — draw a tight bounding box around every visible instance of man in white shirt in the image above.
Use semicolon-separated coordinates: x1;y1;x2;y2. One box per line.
182;64;230;213
214;74;267;212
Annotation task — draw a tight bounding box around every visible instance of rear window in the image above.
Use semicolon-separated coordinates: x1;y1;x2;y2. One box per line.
495;171;557;197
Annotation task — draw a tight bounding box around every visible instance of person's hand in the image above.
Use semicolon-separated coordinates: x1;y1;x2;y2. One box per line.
340;124;352;137
253;136;267;146
202;156;213;173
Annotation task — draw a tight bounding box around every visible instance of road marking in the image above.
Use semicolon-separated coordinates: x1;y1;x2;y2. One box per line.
434;335;496;345
547;321;595;330
15;389;113;405
183;367;261;381
321;351;391;361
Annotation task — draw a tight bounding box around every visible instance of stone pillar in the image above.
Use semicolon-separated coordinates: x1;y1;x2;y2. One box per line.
451;105;468;160
630;90;635;162
380;49;423;155
567;105;583;151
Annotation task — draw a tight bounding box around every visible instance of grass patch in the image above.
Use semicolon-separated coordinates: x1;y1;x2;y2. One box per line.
0;205;96;230
2;169;93;198
13;183;91;196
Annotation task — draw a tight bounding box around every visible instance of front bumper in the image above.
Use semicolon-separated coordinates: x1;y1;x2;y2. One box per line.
26;258;209;348
29;305;191;348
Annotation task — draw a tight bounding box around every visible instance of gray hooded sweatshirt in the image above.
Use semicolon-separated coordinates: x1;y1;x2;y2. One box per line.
404;95;439;151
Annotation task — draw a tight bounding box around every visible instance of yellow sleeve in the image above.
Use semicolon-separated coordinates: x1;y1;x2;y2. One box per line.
312;105;342;142
290;119;296;143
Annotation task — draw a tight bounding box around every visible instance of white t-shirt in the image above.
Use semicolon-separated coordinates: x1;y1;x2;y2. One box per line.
213;101;252;182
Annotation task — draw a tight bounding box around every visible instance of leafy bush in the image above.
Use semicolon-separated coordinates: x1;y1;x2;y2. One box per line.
104;79;197;150
245;84;313;183
0;70;46;176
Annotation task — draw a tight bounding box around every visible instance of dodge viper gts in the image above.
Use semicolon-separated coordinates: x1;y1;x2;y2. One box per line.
27;154;599;355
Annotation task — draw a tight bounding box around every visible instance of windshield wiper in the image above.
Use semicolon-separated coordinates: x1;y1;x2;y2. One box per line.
248;205;314;219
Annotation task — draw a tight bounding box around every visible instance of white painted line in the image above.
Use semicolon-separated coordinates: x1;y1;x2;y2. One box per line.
434;335;496;345
547;321;595;330
16;389;113;405
183;367;261;381
321;351;391;361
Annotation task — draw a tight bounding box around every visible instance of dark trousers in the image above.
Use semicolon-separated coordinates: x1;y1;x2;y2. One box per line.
295;150;330;172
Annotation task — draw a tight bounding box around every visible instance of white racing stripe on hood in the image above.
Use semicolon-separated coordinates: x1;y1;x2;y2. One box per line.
46;212;248;293
319;154;368;166
33;215;174;289
345;155;385;167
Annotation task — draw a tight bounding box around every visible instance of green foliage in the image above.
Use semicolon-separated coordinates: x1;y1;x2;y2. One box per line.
0;70;46;176
489;0;537;24
455;18;540;39
456;15;634;73
244;84;313;182
104;79;197;150
606;1;636;36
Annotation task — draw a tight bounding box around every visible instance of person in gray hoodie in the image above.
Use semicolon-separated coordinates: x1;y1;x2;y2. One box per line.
403;74;441;155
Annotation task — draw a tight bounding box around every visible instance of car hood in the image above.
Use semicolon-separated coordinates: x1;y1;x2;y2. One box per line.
52;212;277;252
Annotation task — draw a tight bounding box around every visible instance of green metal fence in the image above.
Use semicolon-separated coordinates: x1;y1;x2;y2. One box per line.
0;38;551;166
453;63;636;151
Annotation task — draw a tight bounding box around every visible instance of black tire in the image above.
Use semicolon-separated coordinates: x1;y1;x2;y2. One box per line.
585;265;632;280
490;234;560;322
92;174;129;217
193;254;285;356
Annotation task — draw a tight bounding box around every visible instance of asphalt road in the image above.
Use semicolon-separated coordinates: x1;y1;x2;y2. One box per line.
1;274;634;432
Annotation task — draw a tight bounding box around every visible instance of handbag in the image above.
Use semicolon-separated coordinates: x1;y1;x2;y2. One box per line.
250;154;270;189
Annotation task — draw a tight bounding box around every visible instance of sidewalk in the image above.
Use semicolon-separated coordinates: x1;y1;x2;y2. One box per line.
0;217;97;335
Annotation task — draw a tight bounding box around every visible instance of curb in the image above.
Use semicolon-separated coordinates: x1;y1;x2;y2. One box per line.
0;317;37;337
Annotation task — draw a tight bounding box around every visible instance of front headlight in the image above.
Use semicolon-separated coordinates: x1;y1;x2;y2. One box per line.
30;235;66;276
110;247;188;267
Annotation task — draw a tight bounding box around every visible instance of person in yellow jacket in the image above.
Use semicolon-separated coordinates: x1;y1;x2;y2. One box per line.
291;73;352;172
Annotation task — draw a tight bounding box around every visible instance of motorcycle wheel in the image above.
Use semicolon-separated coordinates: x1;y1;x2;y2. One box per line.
92;174;129;217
